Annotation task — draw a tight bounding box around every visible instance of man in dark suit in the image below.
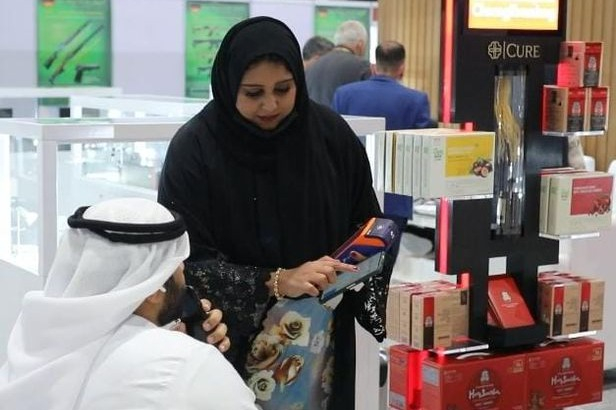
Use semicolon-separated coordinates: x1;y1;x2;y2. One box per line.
332;41;433;130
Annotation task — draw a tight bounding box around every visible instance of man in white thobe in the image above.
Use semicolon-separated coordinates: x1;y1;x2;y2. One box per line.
0;197;258;410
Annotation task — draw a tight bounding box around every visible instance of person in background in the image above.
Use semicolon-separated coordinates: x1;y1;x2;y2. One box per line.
332;40;433;130
302;35;334;69
305;20;372;106
0;198;257;410
158;16;394;410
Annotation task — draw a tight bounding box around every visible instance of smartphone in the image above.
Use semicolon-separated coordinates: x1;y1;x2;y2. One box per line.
319;251;386;304
181;285;210;342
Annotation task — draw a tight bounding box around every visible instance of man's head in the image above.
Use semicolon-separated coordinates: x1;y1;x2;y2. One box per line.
46;197;190;321
302;35;334;68
375;40;406;80
334;20;368;56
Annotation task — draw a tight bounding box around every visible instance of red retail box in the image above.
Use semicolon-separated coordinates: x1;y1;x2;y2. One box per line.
422;351;527;410
389;344;428;410
527;338;604;409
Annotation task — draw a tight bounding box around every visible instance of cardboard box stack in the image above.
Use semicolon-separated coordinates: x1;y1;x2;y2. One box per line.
538;271;605;337
419;338;604;410
386;280;469;350
543;41;609;134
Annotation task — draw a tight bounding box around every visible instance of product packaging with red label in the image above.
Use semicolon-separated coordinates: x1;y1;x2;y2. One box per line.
422;352;527;410
557;41;603;87
527;338;604;409
488;275;535;328
587;86;609;131
542;85;587;133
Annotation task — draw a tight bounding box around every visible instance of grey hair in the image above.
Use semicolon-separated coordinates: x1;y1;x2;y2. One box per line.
333;20;368;48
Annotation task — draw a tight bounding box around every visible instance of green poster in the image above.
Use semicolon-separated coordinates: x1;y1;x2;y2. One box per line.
37;0;111;87
314;6;371;58
185;1;249;98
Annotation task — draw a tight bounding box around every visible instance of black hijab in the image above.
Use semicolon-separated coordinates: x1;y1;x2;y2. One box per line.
209;16;309;170
160;16;378;269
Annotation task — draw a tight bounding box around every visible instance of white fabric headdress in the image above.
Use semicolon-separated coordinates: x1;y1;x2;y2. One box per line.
0;197;190;410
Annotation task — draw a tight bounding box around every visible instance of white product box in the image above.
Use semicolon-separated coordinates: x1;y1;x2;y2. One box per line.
420;131;495;198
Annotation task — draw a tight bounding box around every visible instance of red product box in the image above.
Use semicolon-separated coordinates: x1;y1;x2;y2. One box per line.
488;275;535;328
557;41;603;87
389;344;428;410
542;85;587;133
422;352;527;410
527;338;604;409
587;86;610;131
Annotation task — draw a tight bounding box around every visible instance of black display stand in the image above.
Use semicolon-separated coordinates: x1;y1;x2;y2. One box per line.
436;0;569;348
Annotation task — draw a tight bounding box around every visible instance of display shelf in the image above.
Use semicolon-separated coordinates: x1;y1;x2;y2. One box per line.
542;130;605;138
70;94;206;118
429;337;489;356
539;231;601;240
539;330;598;346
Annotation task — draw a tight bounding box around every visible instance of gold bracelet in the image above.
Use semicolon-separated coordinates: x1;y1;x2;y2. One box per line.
273;267;285;301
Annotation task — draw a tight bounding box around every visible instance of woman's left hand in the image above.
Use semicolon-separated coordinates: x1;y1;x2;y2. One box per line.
200;298;231;353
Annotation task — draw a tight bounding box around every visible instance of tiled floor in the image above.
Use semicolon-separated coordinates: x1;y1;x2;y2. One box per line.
567;385;614;409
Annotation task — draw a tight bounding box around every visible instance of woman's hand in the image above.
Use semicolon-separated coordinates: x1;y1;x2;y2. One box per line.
276;256;358;298
200;299;231;353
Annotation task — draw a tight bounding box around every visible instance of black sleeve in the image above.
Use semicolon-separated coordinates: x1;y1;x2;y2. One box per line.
185;259;273;370
339;125;394;342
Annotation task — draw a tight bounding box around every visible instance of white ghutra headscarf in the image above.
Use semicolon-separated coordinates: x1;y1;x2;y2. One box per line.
0;198;190;410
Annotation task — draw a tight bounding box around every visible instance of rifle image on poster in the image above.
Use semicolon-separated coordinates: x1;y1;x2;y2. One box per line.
192;39;222;48
43;20;92;69
49;24;104;85
74;64;100;83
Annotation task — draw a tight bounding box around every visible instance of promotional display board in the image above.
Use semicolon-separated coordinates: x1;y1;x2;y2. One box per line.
37;0;111;87
314;5;371;58
185;1;249;98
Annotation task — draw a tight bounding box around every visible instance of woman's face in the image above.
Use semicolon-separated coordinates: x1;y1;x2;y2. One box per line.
235;60;297;130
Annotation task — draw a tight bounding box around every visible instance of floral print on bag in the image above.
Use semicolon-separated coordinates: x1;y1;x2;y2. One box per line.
245;298;334;410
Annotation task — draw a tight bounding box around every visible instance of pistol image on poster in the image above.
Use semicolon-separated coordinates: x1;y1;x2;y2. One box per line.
49;24;104;85
74;64;100;83
192;39;222;48
43;20;92;69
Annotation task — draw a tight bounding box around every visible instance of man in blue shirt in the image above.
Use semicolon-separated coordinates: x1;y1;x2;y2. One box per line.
332;41;433;130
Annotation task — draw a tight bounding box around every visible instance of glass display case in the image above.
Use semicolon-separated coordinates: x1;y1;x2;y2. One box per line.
0;117;185;276
0;114;385;277
0;87;122;118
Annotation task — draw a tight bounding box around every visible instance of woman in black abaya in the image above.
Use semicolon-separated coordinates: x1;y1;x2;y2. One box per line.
158;16;392;409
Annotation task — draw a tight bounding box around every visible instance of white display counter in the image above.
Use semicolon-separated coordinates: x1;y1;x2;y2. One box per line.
70;94;206;118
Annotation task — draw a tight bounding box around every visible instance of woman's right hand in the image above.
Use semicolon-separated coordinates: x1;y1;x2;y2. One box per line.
276;256;358;298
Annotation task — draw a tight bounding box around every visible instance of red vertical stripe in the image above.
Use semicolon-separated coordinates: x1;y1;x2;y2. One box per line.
437;197;450;273
441;0;455;124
